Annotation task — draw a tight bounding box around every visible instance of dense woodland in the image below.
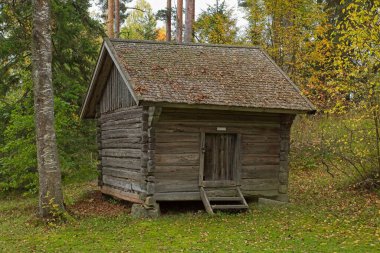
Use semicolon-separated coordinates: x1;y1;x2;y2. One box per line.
0;0;379;195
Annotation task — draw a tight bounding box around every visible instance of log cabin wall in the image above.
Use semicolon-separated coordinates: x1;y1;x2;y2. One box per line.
153;107;292;201
96;65;145;203
278;114;295;202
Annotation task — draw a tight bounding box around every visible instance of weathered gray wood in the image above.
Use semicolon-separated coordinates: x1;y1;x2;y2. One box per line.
203;133;237;181
155;172;198;181
102;167;143;181
155;180;199;192
242;135;281;143
101;122;142;131
242;154;280;166
235;134;242;185
211;204;248;210
81;49;113;118
208;196;241;201
199;132;205;184
101;117;141;127
242;143;280;154
100;65;136;114
200;188;236;197
241;165;279;179
154;189;280;200
155;142;199;154
101;148;141;158
161;107;281;116
201;180;237;187
101;140;141;149
141;101;309;114
148;106;162;127
155;153;199;166
154;191;201;201
154;189;279;200
103;175;146;192
155;165;199;173
99;106;143;123
155;132;199;143
101;185;143;204
155;123;280;135
101;129;141;139
200;187;214;214
277;114;295;196
102;157;141;170
96;104;103;187
159;109;281;123
237;186;248;207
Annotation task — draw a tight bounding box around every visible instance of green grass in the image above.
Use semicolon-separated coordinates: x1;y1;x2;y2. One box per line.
0;168;379;252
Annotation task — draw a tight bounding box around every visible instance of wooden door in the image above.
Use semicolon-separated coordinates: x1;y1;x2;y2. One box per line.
201;133;239;186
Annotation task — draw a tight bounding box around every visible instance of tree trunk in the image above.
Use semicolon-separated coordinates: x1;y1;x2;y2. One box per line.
107;0;115;38
184;0;194;43
192;0;195;23
32;0;64;218
176;0;183;42
166;0;172;41
115;0;120;38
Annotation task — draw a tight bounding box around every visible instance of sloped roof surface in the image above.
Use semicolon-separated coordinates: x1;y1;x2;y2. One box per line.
110;39;315;112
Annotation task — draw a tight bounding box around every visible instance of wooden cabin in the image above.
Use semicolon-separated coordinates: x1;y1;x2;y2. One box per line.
80;39;315;216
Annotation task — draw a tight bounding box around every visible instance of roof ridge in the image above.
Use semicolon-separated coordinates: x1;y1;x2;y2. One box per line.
109;38;262;50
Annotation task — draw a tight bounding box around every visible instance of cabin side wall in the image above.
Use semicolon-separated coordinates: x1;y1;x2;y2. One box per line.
153;108;293;201
96;65;146;203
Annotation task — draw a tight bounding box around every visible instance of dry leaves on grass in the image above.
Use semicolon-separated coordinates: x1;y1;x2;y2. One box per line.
68;190;131;217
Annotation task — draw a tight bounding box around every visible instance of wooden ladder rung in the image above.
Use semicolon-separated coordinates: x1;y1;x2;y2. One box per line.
211;204;249;210
208;197;242;201
200;185;249;214
200;186;214;214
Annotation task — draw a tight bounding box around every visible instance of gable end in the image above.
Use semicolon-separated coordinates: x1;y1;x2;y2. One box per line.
80;39;139;119
100;65;136;114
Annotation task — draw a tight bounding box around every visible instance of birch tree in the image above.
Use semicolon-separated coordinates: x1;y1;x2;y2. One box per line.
32;0;64;217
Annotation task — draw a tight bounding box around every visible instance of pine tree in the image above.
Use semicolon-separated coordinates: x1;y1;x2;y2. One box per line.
194;1;238;44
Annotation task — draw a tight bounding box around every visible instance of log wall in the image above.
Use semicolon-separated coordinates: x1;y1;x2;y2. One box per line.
153;108;293;201
98;105;146;203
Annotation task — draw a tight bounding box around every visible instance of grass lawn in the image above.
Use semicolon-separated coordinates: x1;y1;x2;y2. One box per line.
0;168;379;252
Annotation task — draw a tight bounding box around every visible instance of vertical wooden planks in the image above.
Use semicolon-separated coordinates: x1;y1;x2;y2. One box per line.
235;134;242;185
199;132;205;185
100;65;136;114
203;134;238;182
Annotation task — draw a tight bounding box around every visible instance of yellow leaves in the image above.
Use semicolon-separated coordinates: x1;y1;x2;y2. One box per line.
155;27;166;41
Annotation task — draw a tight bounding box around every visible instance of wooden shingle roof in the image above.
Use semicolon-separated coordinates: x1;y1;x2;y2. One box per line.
81;39;315;118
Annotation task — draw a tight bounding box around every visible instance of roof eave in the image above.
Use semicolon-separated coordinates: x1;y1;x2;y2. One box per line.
140;101;315;115
80;41;107;119
259;49;317;112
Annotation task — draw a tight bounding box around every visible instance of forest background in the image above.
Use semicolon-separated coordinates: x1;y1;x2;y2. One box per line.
1;0;379;194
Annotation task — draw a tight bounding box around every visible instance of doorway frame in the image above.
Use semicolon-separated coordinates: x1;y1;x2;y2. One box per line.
199;132;242;187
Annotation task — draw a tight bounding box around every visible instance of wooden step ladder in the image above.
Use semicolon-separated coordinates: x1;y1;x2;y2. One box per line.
200;186;249;214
